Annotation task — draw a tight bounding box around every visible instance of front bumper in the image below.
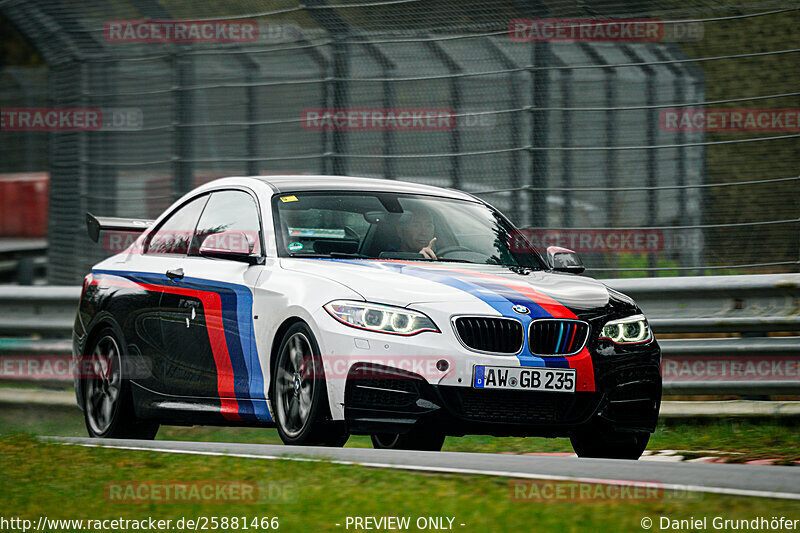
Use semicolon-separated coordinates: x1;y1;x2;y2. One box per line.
312;303;661;436
343;355;660;438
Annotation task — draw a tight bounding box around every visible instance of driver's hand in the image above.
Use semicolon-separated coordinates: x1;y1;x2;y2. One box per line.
419;238;437;260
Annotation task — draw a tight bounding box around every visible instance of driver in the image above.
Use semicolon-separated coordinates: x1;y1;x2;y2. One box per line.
396;210;437;260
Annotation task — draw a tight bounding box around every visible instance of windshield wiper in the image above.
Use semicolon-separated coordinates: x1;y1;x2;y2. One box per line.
330;252;367;259
287;252;331;258
431;258;473;264
508;265;541;274
288;252;367;259
388;256;477;264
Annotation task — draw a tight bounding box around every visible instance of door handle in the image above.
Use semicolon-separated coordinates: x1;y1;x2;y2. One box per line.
166;268;184;280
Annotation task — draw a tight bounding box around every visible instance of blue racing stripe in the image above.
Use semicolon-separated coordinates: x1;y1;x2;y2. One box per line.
328;260;571;368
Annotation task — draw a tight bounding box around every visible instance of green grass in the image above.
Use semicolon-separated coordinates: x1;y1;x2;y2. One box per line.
0;403;797;462
0;434;798;533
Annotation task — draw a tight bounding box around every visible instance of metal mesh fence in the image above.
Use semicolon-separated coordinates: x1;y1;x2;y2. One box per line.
0;0;798;284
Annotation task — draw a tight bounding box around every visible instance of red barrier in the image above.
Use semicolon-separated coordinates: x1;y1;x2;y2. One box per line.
0;173;49;237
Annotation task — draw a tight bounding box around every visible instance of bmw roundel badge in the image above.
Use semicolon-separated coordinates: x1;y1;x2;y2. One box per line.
512;305;530;315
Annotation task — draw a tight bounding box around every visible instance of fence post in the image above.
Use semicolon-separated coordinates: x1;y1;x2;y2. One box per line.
425;40;462;190
483;38;523;224
380;57;395;180
5;68;36;172
245;61;260;177
620;45;658;276
174;52;194;198
331;38;349;176
561;70;573;228
651;47;689;275
530;41;550;228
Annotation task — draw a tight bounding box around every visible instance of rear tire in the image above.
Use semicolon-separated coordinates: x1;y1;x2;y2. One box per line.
271;323;349;447
82;328;159;440
371;425;445;451
570;422;649;460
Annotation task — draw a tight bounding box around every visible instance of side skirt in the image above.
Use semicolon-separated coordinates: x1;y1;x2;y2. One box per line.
131;382;275;428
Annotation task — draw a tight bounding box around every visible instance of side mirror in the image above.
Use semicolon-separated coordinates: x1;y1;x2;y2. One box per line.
546;246;585;274
199;231;262;265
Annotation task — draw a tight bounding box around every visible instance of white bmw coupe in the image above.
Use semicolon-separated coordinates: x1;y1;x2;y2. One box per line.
74;175;661;459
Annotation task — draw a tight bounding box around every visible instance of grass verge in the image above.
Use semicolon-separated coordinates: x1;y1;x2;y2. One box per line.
0;434;798;533
0;402;797;462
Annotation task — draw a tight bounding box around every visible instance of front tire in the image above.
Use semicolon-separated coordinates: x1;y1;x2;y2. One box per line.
82;328;159;439
271;323;349;446
570;422;649;459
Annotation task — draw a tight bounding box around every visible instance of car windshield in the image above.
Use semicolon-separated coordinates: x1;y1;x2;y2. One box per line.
273;192;544;268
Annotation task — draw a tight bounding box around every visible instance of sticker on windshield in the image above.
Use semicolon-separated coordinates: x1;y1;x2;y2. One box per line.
288;242;303;252
280;195;298;203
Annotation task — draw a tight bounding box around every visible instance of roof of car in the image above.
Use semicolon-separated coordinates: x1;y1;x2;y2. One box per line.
251;175;479;202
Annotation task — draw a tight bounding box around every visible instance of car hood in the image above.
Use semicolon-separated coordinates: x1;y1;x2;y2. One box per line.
280;258;611;313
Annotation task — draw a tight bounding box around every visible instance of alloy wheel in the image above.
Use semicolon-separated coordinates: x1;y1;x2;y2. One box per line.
275;332;315;438
85;335;122;435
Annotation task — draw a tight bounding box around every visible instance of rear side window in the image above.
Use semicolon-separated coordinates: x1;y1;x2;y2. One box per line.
145;195;209;255
190;190;262;256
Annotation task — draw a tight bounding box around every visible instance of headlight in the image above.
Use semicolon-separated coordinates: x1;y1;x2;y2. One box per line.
324;300;439;336
599;314;652;344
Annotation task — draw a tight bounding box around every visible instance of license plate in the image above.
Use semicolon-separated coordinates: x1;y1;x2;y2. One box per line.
473;365;576;392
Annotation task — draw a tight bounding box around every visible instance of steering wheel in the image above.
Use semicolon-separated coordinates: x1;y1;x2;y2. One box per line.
435;245;471;257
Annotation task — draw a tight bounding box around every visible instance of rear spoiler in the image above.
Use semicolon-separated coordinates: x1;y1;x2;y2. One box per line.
86;212;153;243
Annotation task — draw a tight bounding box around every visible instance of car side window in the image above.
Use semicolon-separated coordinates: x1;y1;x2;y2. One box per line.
145;195;209;255
190;190;262;256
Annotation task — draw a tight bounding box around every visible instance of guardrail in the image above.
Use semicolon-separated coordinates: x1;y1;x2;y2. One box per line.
0;274;798;395
0;285;79;336
608;274;800;394
0;238;48;285
604;273;800;334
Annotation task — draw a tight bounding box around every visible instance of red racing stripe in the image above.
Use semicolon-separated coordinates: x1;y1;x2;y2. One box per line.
452;269;577;319
566;347;595;392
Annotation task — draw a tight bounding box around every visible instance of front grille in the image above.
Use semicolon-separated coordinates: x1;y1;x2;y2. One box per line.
453;317;523;354
529;319;589;356
438;388;601;425
456;389;565;423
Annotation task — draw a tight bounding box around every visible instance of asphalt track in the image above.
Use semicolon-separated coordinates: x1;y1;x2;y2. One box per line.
47;436;800;500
